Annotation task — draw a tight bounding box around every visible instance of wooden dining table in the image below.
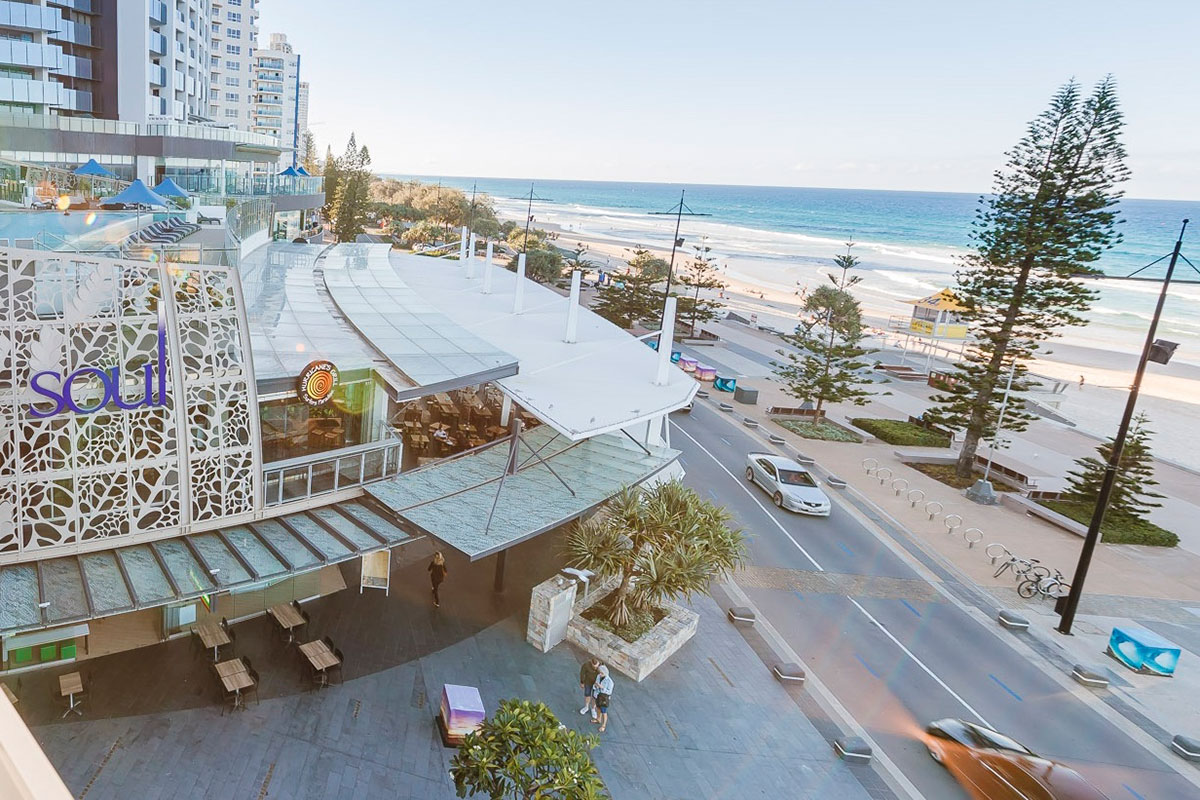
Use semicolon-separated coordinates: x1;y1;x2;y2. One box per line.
299;640;341;688
59;672;83;718
195;621;230;661
215;658;254;710
267;603;305;643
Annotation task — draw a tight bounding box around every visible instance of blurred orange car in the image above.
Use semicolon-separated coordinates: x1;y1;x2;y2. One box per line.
925;719;1111;800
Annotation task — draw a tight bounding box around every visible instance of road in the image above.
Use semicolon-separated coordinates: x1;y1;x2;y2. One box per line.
671;401;1198;800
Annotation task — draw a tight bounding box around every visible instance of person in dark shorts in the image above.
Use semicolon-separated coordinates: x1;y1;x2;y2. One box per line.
428;551;447;607
592;665;614;733
579;658;601;717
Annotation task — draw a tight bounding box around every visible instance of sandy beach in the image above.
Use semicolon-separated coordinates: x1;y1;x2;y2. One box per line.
516;214;1200;471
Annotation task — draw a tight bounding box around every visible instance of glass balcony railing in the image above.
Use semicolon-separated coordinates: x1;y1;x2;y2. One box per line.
149;0;167;25
0;111;283;148
165;171;325;197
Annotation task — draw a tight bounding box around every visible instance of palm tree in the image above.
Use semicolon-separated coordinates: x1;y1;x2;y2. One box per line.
564;481;745;628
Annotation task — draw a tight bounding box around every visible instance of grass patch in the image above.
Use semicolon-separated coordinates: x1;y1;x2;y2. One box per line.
850;418;951;447
774;418;862;443
908;462;1014;491
582;600;667;643
1040;500;1179;547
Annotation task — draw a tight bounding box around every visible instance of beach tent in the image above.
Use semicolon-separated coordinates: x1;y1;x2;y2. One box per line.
74;159;117;178
102;179;169;208
153;177;190;200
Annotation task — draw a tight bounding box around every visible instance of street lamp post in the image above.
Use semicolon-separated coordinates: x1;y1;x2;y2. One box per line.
1058;219;1190;635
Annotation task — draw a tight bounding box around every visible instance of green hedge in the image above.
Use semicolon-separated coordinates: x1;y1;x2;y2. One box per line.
1040;500;1179;547
850;418;951;447
774;419;862;443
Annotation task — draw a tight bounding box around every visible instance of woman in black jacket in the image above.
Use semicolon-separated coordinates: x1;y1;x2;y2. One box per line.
428;551;447;607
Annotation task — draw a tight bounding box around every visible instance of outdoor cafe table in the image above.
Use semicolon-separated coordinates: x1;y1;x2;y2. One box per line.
59;672;83;718
429;423;451;433
485;425;507;438
433;393;453;405
215;658;254;710
268;603;305;644
299;640;340;688
195;621;230;661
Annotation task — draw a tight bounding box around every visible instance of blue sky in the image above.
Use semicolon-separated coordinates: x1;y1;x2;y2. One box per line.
261;1;1199;199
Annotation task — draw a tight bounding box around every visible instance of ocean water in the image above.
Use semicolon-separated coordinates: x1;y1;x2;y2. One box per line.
391;176;1200;364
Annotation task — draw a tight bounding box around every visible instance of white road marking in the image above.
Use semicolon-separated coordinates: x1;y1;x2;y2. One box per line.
848;597;991;727
670;421;824;572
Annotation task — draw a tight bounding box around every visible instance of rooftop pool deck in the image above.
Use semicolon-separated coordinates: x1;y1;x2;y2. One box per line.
0;210;140;248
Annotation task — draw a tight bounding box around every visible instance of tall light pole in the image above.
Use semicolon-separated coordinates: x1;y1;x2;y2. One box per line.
649;190;710;331
1058;219;1191;635
980;358;1018;484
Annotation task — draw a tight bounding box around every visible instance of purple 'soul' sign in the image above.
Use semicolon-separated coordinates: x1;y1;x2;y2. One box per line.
28;313;170;418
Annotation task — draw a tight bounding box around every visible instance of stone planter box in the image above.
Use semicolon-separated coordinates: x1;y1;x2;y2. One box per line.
565;585;699;682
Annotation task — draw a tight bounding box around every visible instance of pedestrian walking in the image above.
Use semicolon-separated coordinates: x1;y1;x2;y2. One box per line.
591;665;614;733
1078;374;1086;389
428;551;447;607
578;658;601;717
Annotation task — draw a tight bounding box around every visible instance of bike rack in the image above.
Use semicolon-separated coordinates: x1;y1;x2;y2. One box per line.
924;500;942;520
875;467;893;486
944;514;963;535
891;478;909;496
862;457;878;475
963;528;984;548
907;489;925;508
985;543;1010;565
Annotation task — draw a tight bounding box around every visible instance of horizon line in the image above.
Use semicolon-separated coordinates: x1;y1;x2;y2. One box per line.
371;172;1198;205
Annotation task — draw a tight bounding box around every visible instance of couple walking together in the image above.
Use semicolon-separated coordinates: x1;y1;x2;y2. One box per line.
579;657;613;733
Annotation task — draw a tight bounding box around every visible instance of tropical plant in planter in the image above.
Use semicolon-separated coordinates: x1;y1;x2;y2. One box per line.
564;481;745;630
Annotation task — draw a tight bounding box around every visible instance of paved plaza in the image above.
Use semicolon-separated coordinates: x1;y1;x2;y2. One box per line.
22;535;888;800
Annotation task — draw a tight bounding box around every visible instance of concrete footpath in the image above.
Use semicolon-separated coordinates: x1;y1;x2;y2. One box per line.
30;572;889;800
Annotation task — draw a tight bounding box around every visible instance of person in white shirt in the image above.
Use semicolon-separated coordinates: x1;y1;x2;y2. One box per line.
591;665;614;733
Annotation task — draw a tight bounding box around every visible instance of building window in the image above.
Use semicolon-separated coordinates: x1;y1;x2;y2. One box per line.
226;60;240;70
228;29;240;39
226;44;241;54
225;109;239;118
225;76;239;86
227;11;241;21
210;55;219;65
225;92;239;101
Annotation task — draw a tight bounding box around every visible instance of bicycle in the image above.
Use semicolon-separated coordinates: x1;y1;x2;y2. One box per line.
1017;570;1070;600
994;556;1050;583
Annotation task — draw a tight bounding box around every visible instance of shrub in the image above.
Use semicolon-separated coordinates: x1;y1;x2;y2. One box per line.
907;462;1012;491
582;602;666;643
774;419;862;443
851;418;951;447
1040;500;1179;547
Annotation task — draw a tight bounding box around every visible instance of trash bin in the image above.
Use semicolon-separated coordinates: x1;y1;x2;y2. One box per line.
734;386;758;405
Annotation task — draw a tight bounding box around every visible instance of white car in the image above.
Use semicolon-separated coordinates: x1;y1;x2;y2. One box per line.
744;453;831;516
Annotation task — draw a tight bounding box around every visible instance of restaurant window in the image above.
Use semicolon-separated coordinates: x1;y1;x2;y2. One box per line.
259;380;371;464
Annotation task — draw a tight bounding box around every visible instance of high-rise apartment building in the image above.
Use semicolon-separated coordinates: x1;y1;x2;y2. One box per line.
296;78;309;164
0;0;210;123
252;32;303;167
207;0;257;126
1;0;99;116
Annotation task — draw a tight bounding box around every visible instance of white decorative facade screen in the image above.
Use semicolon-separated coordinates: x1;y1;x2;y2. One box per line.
0;248;262;560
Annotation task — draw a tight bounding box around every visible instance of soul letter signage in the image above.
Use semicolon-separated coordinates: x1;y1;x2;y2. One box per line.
28;315;170;418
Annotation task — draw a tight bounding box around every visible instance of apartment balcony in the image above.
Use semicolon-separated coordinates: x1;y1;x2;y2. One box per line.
150;31;166;55
48;19;91;47
51;0;95;13
60;87;91;112
147;94;167;116
149;63;166;86
172;99;185;119
0;0;63;33
0;76;65;106
53;53;92;79
0;39;63;70
149;0;167;25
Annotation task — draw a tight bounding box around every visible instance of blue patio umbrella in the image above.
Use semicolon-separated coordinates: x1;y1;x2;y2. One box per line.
103;179;169;208
278;166;300;177
74;158;117;178
295;166;311;176
153;177;190;199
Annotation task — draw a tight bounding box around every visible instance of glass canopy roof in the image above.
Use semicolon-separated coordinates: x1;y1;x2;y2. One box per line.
239;243;383;388
367;424;680;561
0;501;415;637
321;244;518;390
